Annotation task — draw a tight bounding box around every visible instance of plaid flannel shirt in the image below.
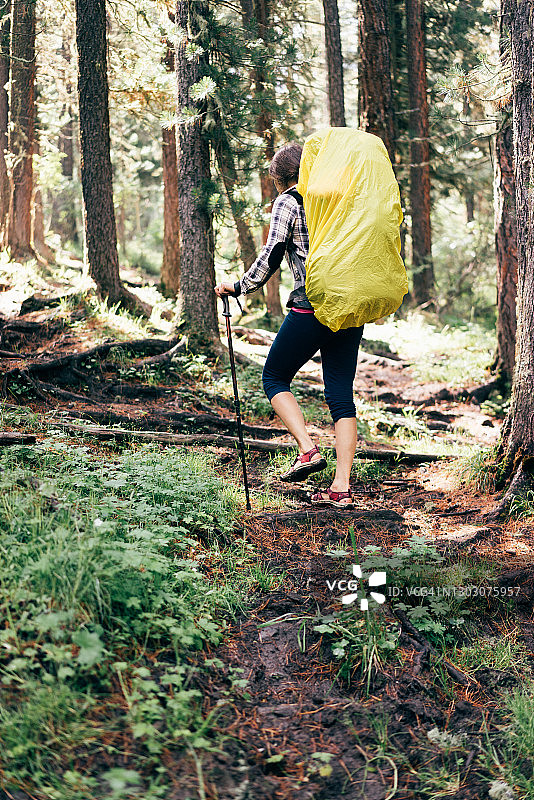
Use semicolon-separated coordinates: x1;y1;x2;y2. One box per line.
235;188;312;309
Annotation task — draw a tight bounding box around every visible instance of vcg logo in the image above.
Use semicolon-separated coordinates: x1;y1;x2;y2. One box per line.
327;565;387;611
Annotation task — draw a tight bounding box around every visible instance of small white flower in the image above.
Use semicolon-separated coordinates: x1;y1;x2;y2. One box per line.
94;518;104;527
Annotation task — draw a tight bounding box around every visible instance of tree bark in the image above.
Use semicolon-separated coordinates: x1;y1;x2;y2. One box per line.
323;0;345;127
31;129;54;262
358;0;395;160
493;5;517;387
493;119;517;385
160;42;181;298
405;0;434;306
7;0;35;260
175;0;220;351
0;0;10;249
494;0;534;501
161;123;181;298
74;0;144;314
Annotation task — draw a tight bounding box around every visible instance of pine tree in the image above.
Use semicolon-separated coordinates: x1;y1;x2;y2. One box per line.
357;0;396;161
74;0;145;313
0;0;10;248
405;0;434;305
492;0;534;513
160;42;180;298
493;0;516;386
7;0;35;259
323;0;345;127
175;0;220;350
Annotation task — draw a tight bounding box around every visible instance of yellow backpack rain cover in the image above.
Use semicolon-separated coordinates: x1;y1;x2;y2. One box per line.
297;127;408;332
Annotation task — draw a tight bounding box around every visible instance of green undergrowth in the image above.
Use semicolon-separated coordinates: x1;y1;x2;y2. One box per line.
0;439;259;798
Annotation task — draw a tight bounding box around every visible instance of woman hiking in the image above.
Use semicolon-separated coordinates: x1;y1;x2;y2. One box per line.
215;142;364;508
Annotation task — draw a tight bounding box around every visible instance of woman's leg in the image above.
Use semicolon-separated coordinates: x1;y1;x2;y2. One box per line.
262;311;325;455
320;325;364;494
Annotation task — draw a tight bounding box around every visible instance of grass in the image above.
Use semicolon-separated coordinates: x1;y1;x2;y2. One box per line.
451;631;532;676
0;437;271;798
481;684;534;800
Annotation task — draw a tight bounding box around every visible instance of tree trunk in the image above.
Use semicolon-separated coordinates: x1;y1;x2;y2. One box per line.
405;0;434;306
175;0;220;351
0;0;10;249
213;121;257;271
7;0;35;260
494;0;534;503
357;0;395;161
493;4;517;388
31;131;55;262
493;119;517;385
161;123;181;297
74;0;145;314
160;41;181;298
323;0;346;127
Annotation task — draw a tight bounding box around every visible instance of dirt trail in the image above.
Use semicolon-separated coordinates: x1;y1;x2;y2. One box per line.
2;308;534;799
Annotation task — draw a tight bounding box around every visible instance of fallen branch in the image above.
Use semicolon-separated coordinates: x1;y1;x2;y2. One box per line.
38;419;444;463
0;432;37;446
54;406;286;439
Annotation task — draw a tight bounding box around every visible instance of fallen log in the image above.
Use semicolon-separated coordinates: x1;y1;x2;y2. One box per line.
55;406;286;439
42;420;444;463
0;431;36;445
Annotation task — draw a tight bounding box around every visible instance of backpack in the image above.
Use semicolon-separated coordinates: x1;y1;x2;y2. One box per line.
297;127;408;332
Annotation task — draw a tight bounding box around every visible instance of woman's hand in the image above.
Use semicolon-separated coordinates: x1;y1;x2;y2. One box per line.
214;281;236;298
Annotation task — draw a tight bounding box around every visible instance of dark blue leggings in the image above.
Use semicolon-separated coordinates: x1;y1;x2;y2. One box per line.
262;310;364;423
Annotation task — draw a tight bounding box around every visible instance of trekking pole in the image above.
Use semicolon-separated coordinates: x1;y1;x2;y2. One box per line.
221;294;251;512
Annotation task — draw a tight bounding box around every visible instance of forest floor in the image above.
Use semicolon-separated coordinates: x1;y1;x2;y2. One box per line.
0;265;533;800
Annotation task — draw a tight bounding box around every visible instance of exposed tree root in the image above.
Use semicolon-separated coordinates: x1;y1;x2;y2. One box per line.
392;608;476;687
18;294;77;315
422;379;502;407
1;336;177;392
486;460;534;521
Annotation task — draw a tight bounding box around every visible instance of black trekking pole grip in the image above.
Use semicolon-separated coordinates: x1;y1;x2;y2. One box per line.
220;293;251;511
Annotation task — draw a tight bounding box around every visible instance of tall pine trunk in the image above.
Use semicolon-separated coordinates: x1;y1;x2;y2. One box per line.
74;0;144;314
0;0;10;248
7;0;35;259
160;42;180;298
405;0;434;305
161;123;181;297
493;119;517;385
358;0;396;161
323;0;345;127
175;0;220;350
493;0;534;510
493;2;517;387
